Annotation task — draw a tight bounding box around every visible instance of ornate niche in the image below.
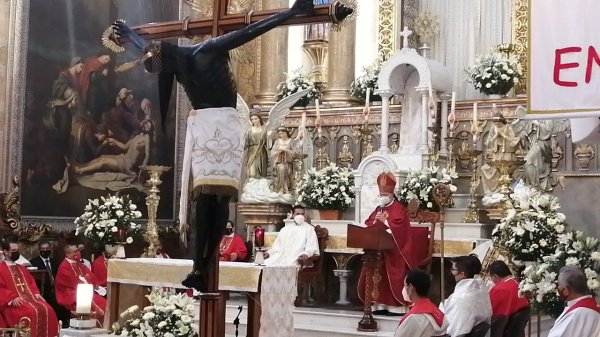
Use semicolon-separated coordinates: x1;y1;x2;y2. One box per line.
0;177;51;241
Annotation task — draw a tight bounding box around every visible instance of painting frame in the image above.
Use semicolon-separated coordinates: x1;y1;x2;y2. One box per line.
5;0;187;233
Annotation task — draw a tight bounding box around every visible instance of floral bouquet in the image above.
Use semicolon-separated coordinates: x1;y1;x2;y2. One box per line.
519;230;600;318
466;50;523;96
397;166;457;212
75;195;143;245
350;62;381;102
492;193;566;261
276;69;321;107
112;290;196;337
296;162;355;211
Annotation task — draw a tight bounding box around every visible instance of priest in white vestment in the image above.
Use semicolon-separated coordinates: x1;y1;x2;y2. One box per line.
264;205;319;267
441;255;492;337
394;269;448;337
548;266;600;337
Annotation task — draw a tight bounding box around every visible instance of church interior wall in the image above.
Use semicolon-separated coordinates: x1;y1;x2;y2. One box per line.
553;177;600;239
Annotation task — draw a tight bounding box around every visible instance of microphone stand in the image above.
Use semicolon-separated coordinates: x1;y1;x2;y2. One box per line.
234;305;243;337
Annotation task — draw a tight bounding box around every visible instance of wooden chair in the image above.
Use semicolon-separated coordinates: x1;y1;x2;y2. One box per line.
504;306;531;337
295;225;329;306
407;199;439;274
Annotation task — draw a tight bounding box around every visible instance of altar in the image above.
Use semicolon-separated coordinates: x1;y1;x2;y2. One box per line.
105;258;296;337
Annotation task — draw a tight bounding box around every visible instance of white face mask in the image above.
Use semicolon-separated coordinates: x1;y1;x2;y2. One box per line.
293;214;305;225
402;285;412;303
378;195;392;206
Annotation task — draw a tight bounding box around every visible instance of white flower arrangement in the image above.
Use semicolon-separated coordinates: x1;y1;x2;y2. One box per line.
276;69;321;107
296;162;355;211
492;193;566;261
466;51;523;96
75;194;143;245
519;230;600;318
350;62;381;102
112;290;197;337
397;166;458;211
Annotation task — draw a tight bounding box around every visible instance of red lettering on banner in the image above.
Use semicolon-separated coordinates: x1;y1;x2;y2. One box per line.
554;47;581;87
586;46;600;84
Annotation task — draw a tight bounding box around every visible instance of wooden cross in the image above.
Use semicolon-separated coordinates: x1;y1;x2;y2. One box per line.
120;0;352;42
15;278;26;292
399;25;413;49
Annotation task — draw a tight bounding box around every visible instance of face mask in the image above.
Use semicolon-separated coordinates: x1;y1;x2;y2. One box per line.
40;251;51;259
378;196;391;206
73;253;82;261
293;215;305;225
10;251;20;262
402;285;412;303
225;228;233;235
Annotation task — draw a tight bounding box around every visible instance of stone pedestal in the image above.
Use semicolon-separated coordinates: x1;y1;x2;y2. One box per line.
333;269;352;305
59;328;109;337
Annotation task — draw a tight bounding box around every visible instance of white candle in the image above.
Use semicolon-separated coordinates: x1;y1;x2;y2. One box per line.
301;112;306;128
492;103;497;112
76;283;93;314
315;99;320;119
450;92;456;114
365;88;371;107
472;102;478;144
428;83;433;99
473;102;478;123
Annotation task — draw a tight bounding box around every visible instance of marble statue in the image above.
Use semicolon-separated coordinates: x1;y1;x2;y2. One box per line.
244;114;269;179
270;127;294;194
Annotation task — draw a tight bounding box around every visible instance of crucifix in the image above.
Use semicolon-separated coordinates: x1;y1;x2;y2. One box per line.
399;25;413;49
108;1;353;336
15;277;26;293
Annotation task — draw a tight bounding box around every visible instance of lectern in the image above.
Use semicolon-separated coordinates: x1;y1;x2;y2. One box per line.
347;224;394;332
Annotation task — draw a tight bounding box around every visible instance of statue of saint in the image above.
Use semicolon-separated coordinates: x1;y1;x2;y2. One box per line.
270;127;294;194
480;111;520;195
244;114;269;179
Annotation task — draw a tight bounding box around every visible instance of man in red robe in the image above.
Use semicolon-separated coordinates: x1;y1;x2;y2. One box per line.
0;239;59;337
218;221;248;262
91;245;117;288
488;260;529;319
358;171;415;315
55;244;106;326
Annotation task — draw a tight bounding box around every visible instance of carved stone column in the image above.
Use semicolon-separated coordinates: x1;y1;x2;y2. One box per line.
376;89;396;154
321;21;357;106
418;87;429;152
253;0;288;109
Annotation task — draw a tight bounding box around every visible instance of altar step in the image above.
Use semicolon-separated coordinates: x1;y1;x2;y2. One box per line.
195;297;554;337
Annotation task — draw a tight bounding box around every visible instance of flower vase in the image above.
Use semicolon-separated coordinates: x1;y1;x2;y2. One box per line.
115;244;126;259
319;209;343;220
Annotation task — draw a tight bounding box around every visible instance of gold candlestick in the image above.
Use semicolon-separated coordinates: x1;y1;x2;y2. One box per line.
457;147;482;223
490;159;523;217
140;165;171;258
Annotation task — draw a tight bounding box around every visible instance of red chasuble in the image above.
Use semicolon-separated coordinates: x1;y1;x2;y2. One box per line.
0;262;59;337
489;278;529;317
55;260;106;324
358;199;415;306
91;255;108;287
218;235;248;262
400;298;445;326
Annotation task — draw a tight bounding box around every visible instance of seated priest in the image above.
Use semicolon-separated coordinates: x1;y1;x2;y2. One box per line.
488;260;529;321
154;240;170;259
0;238;59;337
55;243;106;326
358;171;414;316
264;205;319;267
394;269;448;337
91;244;118;288
30;241;71;328
219;220;247;262
441;255;492;337
548;265;600;337
75;241;92;270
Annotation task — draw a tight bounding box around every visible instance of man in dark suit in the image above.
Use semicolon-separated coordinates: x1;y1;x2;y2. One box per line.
30;240;71;328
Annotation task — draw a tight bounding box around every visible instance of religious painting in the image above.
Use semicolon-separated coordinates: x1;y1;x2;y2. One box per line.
16;1;179;225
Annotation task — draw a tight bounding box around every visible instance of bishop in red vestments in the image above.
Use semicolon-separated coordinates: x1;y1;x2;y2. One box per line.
488;260;529;318
358;171;416;310
55;244;106;326
0;240;58;337
218;221;248;262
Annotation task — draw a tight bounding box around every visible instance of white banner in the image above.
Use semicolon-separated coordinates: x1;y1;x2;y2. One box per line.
529;0;600;118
